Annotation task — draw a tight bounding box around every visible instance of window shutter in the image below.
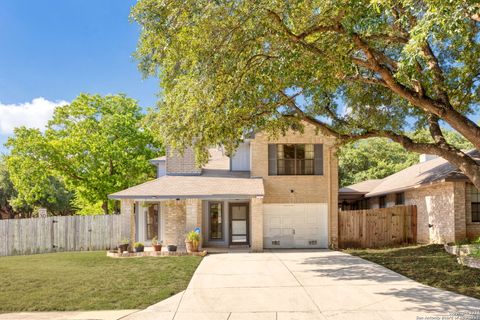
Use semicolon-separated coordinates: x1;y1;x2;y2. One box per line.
268;144;277;176
314;144;323;175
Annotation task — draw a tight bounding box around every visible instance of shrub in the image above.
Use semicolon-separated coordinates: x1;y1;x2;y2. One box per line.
186;231;200;244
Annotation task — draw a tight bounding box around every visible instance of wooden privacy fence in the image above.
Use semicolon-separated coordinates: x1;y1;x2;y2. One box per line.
0;214;129;256
339;205;417;249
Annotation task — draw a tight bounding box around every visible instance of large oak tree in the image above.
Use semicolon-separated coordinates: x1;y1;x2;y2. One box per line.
132;0;480;188
6;94;159;215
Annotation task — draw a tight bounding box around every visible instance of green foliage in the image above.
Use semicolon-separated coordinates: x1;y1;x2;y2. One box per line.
0;157;17;218
338;138;418;187
347;245;480;300
71;195;104;216
5;130;75;216
131;0;480;165
338;131;473;187
5;94;160;215
134;242;144;249
0;252;202;312
152;236;158;245
186;231;200;243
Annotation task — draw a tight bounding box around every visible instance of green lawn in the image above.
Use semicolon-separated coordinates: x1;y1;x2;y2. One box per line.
345;244;480;299
0;251;202;312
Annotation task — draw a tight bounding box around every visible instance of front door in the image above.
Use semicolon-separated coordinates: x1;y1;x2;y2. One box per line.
229;203;249;245
146;204;159;241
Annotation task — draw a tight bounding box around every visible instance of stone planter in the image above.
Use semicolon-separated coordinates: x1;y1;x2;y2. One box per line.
185;241;198;253
444;244;479;256
457;256;480;269
118;244;128;253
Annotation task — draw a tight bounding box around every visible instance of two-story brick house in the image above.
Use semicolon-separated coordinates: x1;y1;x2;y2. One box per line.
110;122;339;251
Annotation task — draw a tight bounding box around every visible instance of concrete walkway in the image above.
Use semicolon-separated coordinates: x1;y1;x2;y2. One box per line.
124;250;480;320
0;310;138;320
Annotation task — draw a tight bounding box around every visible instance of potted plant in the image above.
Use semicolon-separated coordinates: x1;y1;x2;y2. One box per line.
167;245;177;252
185;231;200;253
152;236;162;252
118;239;129;253
134;242;144;253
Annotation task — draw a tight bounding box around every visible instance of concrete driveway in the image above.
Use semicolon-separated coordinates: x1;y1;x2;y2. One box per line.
125;250;480;320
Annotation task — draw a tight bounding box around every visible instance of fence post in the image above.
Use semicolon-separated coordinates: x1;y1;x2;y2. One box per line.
362;209;367;248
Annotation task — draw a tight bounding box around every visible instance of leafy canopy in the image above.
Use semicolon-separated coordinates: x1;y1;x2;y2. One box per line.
132;0;480;188
338;131;473;187
6;94;160;215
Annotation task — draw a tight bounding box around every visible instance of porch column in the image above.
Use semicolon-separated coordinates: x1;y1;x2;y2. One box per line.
251;197;264;252
185;199;203;248
120;199;135;251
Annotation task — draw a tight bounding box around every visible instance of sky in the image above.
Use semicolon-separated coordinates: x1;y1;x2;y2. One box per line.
0;0;159;154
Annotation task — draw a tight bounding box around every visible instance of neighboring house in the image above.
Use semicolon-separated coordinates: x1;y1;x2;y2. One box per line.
109;122;339;251
339;151;480;244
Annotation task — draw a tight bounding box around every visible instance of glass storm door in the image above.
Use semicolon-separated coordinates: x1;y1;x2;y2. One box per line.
229;203;249;245
146;204;159;240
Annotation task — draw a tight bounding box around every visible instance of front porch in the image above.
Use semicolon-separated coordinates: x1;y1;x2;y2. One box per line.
120;197;264;252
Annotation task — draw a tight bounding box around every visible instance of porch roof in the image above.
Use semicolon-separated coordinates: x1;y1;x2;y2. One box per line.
109;174;264;200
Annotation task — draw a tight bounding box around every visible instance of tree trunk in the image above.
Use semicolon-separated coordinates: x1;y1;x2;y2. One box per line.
102;200;109;215
304;116;480;191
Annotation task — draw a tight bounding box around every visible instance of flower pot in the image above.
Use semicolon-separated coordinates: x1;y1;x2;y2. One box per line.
153;244;162;252
167;245;177;252
185;240;198;253
134;246;144;253
118;244;128;253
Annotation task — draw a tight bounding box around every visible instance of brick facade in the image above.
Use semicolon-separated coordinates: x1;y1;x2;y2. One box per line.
453;182;467;240
250;122;338;248
166;146;202;175
405;183;456;243
465;182;480;239
120;199;135;248
124;122;339;250
161;200;187;248
251;197;264;251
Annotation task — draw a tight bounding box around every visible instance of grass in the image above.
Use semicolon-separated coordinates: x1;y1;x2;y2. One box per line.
0;251;202;312
345;244;480;299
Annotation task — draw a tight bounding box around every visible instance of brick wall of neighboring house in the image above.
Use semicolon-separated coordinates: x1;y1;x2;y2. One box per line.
162;200;187;248
453;182;467;241
166;146;202;175
250;122;339;248
405;182;456;244
465;182;480;239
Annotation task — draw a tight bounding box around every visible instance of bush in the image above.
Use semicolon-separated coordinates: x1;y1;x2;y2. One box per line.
134;242;144;249
186;231;200;243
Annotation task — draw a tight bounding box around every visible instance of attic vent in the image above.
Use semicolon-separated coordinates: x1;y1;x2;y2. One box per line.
272;240;280;245
309;240;318;245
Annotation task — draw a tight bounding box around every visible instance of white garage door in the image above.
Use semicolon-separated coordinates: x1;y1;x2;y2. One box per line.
263;203;328;249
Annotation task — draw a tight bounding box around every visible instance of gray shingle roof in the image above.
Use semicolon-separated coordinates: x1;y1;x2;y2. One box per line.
364;150;479;197
339;179;384;195
109;174;264;199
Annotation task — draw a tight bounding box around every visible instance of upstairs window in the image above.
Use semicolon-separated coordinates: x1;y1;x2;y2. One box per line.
468;184;480;222
268;144;323;176
395;193;405;205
